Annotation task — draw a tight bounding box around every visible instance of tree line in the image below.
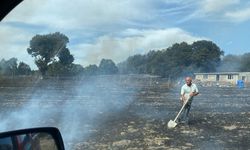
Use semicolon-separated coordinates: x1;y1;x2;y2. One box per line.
1;32;249;78
0;58;31;76
26;32;118;77
119;40;224;78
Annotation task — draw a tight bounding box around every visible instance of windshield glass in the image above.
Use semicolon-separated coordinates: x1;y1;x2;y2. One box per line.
0;0;250;149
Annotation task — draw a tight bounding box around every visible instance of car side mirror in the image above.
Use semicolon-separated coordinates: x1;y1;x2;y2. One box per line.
0;127;64;150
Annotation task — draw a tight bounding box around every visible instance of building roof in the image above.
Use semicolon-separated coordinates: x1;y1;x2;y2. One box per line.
194;72;240;75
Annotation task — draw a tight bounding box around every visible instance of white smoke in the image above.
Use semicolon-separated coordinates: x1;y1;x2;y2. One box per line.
0;76;138;149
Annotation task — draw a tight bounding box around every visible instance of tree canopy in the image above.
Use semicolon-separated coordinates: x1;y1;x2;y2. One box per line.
27;32;69;76
23;33;250;78
58;48;74;65
119;40;224;78
84;64;98;76
17;62;31;75
0;58;31;76
99;59;118;75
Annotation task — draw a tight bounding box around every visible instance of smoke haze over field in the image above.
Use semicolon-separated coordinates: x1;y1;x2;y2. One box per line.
0;75;250;149
217;53;250;72
0;76;140;149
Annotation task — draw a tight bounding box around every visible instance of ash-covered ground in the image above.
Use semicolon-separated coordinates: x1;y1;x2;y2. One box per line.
0;75;249;150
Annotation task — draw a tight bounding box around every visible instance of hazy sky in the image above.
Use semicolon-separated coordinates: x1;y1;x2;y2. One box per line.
1;0;250;68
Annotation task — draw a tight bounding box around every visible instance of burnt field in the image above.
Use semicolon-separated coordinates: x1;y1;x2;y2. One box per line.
0;75;250;150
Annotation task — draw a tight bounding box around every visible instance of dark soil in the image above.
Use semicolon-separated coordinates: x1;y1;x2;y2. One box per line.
0;76;249;150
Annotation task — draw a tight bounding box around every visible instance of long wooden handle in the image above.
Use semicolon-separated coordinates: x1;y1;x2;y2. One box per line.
173;97;190;122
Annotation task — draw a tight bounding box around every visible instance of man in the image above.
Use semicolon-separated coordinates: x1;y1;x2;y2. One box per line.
179;76;199;124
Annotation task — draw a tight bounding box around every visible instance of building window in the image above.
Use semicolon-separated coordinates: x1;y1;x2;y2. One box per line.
203;74;208;79
228;75;233;79
216;75;219;81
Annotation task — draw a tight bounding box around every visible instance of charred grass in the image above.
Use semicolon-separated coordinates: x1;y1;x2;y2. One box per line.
0;76;249;150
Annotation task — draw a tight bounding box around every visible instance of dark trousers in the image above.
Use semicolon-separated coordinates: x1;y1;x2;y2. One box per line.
180;101;192;123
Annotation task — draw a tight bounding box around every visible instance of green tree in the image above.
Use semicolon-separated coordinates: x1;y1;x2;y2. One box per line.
84;64;98;76
158;42;193;77
70;64;84;75
58;48;74;65
47;61;63;76
0;59;7;75
145;50;166;76
0;58;18;76
7;58;18;76
122;54;147;74
118;40;223;78
99;59;118;75
17;62;31;75
47;62;84;76
191;40;224;72
27;32;69;76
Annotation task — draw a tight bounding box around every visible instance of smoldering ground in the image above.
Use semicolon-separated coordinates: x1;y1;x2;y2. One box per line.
0;75;250;149
0;75;143;149
75;83;250;150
